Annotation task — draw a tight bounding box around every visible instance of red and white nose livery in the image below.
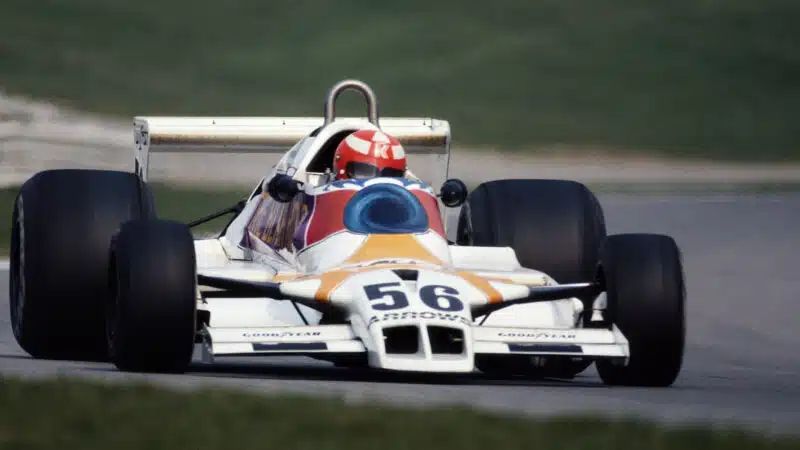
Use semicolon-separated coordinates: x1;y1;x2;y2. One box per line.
334;129;407;180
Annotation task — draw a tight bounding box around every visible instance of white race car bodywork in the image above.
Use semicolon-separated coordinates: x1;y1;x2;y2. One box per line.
134;80;629;374
194;233;627;373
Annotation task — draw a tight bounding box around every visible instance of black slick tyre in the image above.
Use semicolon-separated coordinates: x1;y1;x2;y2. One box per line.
595;234;686;387
458;179;606;378
9;169;155;361
108;219;197;373
457;179;606;284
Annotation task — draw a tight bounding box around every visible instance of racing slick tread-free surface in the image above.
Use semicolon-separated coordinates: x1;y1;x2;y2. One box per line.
458;179;606;285
596;233;686;387
9;169;155;361
459;179;606;377
109;219;197;373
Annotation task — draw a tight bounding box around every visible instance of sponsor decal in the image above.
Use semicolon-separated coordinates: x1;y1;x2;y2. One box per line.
242;331;322;338
497;332;577;340
368;311;471;327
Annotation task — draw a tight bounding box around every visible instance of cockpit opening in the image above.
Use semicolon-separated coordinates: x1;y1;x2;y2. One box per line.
306;129;355;174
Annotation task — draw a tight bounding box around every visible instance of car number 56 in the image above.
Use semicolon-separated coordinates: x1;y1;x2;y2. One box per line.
363;282;465;312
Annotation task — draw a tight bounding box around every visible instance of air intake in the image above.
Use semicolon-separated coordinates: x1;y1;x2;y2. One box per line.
383;326;419;354
428;326;464;355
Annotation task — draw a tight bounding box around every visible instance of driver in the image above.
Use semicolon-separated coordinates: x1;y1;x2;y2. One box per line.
332;129;418;180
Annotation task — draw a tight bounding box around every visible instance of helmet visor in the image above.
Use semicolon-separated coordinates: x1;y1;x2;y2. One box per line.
345;161;405;179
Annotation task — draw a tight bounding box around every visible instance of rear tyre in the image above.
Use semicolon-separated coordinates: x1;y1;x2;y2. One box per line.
9;169;155;361
108;219;197;373
458;179;606;378
595;234;686;387
457;179;606;284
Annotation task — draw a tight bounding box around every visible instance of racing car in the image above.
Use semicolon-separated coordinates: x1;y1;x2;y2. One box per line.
8;79;686;386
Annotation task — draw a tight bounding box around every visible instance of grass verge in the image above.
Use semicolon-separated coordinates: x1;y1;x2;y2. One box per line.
0;375;796;450
0;0;798;160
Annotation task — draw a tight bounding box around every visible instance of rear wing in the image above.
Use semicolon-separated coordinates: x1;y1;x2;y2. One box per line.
132;116;451;182
132;79;452;183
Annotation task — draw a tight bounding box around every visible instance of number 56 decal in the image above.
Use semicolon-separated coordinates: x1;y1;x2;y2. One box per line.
363;282;464;312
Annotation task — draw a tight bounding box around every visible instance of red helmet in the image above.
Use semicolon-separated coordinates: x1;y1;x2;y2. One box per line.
333;129;407;180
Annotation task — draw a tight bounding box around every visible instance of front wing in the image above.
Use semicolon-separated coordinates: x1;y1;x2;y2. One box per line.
199;323;629;367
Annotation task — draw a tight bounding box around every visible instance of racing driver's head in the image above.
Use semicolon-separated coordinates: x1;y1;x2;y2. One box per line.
333;129;407;180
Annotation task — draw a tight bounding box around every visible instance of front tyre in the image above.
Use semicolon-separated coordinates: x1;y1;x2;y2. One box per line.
108;219;197;373
596;234;686;387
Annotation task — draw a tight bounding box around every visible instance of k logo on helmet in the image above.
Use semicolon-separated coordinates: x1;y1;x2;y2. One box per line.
334;129;407;180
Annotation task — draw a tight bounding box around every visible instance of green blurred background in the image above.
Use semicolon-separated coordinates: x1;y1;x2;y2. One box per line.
1;0;798;160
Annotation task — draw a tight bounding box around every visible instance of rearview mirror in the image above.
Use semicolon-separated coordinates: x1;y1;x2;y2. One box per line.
439;178;468;208
267;174;302;203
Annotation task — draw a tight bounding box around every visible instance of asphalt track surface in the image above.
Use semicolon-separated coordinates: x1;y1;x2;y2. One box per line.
1;193;799;434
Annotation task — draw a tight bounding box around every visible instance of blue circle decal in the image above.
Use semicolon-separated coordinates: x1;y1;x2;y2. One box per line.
343;183;429;234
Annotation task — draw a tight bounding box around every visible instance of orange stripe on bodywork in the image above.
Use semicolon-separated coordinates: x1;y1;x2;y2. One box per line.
456;271;504;304
287;263;440;304
312;270;352;302
271;272;302;282
343;234;444;265
269;236;520;304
